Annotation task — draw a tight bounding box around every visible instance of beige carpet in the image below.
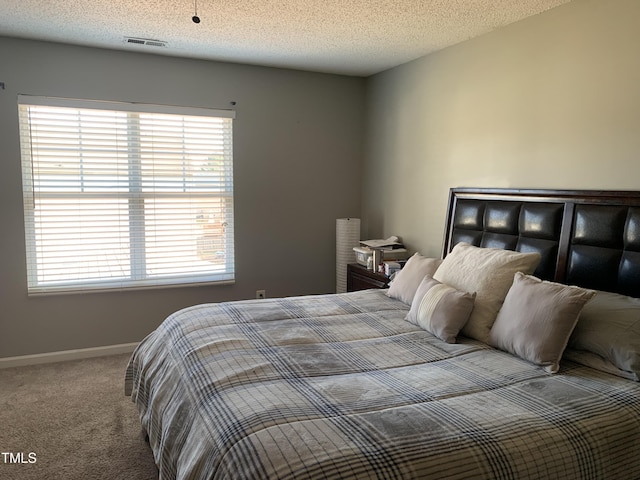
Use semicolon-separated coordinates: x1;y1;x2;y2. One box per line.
0;353;158;480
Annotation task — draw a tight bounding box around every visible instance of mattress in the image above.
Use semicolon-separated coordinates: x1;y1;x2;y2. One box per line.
125;289;640;479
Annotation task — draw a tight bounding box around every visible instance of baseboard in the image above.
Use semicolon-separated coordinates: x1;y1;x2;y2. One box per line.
0;342;139;369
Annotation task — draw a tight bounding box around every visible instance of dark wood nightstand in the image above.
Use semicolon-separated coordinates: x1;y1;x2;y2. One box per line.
347;263;391;292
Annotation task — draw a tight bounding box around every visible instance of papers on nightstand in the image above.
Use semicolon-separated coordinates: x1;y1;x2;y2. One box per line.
360;236;404;249
354;235;409;269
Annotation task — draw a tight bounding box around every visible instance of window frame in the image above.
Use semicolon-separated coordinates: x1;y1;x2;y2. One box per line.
18;95;235;295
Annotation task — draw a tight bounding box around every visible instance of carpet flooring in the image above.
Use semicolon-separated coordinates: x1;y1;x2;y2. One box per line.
0;353;158;480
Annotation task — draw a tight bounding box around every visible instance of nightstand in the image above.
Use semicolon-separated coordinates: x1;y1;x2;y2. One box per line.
346;263;391;292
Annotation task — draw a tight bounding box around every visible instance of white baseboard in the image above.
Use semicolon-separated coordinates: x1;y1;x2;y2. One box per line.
0;342;139;369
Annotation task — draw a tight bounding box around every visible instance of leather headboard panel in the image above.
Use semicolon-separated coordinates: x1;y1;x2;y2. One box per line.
567;205;640;296
450;199;562;280
443;188;640;297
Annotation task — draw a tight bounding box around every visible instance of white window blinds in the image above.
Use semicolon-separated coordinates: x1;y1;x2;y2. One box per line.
18;96;235;294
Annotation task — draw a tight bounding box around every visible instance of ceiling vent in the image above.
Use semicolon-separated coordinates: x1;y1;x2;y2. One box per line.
124;37;168;48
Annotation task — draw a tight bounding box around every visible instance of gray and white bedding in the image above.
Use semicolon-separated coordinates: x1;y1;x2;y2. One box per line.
125;289;640;480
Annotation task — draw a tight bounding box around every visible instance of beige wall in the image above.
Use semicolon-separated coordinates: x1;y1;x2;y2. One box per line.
363;0;640;258
0;37;365;358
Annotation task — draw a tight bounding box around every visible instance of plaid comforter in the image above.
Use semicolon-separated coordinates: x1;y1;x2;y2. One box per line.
125;289;640;480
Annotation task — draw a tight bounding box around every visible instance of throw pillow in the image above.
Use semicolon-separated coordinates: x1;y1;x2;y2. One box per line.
489;272;595;373
406;275;476;343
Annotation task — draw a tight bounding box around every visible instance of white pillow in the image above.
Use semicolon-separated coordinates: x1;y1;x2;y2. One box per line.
567;290;640;379
489;272;595;373
386;253;442;305
433;242;541;343
406;275;476;343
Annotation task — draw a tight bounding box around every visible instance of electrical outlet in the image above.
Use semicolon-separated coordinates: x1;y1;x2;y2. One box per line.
256;289;266;299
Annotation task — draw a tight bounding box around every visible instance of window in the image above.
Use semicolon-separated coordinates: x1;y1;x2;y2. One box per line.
18;96;235;294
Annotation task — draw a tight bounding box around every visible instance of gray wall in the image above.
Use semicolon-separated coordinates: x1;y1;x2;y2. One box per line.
363;0;640;258
0;37;365;358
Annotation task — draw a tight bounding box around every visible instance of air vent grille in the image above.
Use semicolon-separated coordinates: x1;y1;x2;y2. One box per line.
124;37;168;48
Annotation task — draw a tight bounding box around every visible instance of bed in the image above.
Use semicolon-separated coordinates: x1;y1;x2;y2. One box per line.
125;188;640;480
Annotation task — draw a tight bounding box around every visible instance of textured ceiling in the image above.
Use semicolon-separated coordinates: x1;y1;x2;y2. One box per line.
0;0;571;76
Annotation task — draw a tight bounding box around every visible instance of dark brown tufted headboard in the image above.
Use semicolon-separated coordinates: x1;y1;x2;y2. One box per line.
442;188;640;298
